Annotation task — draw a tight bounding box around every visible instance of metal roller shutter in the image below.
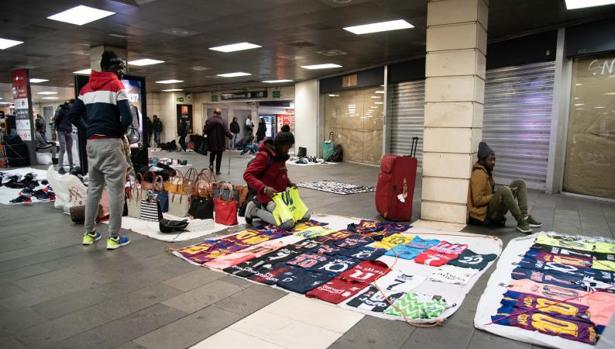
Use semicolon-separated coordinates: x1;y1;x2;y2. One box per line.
483;61;555;190
388;80;425;168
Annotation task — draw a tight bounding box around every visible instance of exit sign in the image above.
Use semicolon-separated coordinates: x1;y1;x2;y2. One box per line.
272;90;281;98
211;95;218;102
176;97;184;103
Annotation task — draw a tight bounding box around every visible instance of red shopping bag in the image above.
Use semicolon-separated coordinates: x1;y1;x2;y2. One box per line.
214;183;238;225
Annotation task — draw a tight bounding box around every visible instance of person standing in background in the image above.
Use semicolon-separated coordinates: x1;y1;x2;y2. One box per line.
245;115;254;136
203;108;233;175
35;123;58;164
256;118;266;143
152;115;162;146
144;115;152;147
54;99;75;174
6;113;16;136
35;114;45;138
67;50;133;250
230;116;240;149
178;118;187;151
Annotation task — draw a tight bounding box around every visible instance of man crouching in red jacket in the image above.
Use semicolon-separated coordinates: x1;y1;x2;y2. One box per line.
243;131;309;228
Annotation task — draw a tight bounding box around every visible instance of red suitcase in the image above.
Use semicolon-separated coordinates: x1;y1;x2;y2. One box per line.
375;137;418;221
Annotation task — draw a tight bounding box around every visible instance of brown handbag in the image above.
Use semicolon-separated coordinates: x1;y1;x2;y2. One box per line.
233;184;249;207
164;169;184;194
136;172;155;191
196;169;216;198
183;168;199;195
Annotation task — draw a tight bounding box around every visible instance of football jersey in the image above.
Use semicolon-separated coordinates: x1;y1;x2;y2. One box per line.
305;278;369;304
532;244;593;259
205;240;286;269
248;263;295;285
524;248;593;268
447;249;497;270
312;242;343;256
372;233;414;250
338;260;389;284
511;267;586;291
291;239;321;252
346;285;405;313
535;235;594;252
492;303;598;345
313;230;354;244
334;235;374;249
374;270;427;295
414;250;459;267
293;226;335;239
428;265;478;285
517;258;586;278
224;246;302;277
594;241;615;254
312;255;360;274
346;220;411;235
286;253;329;269
430;241;468;255
384;292;449;320
276;266;336;294
337;246;386;261
591;259;615;272
501;290;592;322
384;236;440;260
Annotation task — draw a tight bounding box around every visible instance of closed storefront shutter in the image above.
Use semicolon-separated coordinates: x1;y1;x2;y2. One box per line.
388;80;425;169
483;61;555;190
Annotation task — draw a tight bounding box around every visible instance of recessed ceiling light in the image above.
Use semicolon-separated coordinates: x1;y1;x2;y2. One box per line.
73;68;92;75
155;79;183;84
217;72;251;78
192;66;209;71
301;63;342;70
47;5;115;26
374;102;383;105
328;94;339;97
575;83;583;86
162;88;183;92
37;91;58;95
574;103;585;106
209;42;261;53
565;0;615;10
30;78;49;83
371;95;382;99
343;19;414;35
0;38;24;50
594;106;606;109
42;96;59;100
128;58;164;66
606;92;615;95
375;90;384;94
316;49;348;57
262;79;293;83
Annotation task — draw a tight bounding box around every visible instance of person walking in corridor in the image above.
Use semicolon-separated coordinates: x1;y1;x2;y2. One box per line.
203;108;233;175
67;51;132;250
53;99;75;174
230;116;240;149
256;119;266;143
152;115;162;146
467;141;542;234
178;118;187;151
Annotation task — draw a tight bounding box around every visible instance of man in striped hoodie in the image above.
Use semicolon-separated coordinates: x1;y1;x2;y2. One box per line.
67;51;133;250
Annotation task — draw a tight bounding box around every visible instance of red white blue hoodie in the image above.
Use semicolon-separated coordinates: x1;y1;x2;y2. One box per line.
67;71;133;138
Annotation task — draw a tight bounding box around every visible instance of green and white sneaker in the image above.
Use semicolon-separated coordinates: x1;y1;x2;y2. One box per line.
516;220;533;234
525;215;542;228
106;236;130;250
82;231;102;246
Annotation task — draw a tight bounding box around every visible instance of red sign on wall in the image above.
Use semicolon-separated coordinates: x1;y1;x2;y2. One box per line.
11;69;33;141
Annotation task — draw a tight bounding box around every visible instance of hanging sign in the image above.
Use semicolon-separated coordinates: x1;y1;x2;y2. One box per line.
11;69;34;141
221;90;267;100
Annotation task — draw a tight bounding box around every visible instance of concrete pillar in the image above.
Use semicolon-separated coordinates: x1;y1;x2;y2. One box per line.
89;45;127;71
294;80;319;157
421;0;488;224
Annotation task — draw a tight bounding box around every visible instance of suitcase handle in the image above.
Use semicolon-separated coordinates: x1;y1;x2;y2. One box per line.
411;137;418;157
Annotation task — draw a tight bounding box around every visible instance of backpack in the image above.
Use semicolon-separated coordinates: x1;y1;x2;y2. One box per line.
327;144;343;162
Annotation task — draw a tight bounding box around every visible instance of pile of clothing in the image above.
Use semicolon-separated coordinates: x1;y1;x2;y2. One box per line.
297;180;375;195
290;156;327;165
0;172;55;204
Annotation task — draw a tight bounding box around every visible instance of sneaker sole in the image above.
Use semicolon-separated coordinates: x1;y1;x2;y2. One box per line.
107;240;130;250
516;227;533;234
82;235;102;246
528;223;542;228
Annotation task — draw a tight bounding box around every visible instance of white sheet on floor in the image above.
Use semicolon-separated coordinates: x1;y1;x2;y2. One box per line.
0;167;50;205
474;232;594;349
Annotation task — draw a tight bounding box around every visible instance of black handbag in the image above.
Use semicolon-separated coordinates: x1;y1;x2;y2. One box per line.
188;196;214;219
159;218;189;233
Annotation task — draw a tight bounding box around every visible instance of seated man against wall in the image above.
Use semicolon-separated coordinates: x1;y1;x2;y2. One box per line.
467;141;542;234
35;124;58;164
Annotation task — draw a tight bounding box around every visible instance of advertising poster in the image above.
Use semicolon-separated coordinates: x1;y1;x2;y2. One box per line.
11;69;33;141
122;78;144;139
177;104;193;134
276;113;294;133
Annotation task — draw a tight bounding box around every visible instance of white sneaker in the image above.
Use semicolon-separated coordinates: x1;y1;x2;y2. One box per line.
245;200;257;225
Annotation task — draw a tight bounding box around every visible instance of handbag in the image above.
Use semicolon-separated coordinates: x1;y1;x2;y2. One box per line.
153;175;169;212
168;192;191;217
164;169;184;194
214;183;238;226
183;168;199;195
140;190;163;222
159;218;189;233
126;178;142;218
196;169;215;198
233;184;249;207
188;196;214;220
136;172;155;191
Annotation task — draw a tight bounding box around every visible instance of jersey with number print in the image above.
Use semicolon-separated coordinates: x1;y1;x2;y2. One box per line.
338;260;389;284
312;255;360;275
337;246;386;261
276;266;336;293
447;249;497;270
346;285;405;312
384;236;440;260
305;278;369;304
524;248;593;268
501;290;592;322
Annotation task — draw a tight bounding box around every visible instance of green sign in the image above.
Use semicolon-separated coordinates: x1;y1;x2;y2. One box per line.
211;95;218;102
272;90;281;98
177;97;184;103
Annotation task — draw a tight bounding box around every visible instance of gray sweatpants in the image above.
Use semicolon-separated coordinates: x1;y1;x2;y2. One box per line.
57;131;73;168
84;138;128;237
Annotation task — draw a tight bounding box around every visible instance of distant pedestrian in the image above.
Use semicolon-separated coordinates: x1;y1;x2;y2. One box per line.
203;108;233;175
256;119;266;143
245;115;254;135
230;116;240;149
144;115;152;147
178;119;187;151
54;99;75;174
152;115;162;146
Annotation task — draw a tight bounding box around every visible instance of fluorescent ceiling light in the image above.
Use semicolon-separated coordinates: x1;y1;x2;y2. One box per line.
37;91;58;95
574;103;585;106
155;79;183;84
209;42;261;53
374;102;383;105
162;88;183;92
30;78;49;83
594;106;606;109
371;95;381;99
575;83;583;86
301;63;342;70
328;94;339;97
217;72;251;78
47;5;115;26
344;19;413;35
42;96;59;100
73;68;92;75
128;58;164;66
565;0;615;10
375;90;384;94
606;92;615;95
262;79;293;83
0;38;23;50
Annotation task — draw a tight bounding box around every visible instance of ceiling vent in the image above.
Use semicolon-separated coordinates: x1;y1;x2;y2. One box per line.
316;49;348;56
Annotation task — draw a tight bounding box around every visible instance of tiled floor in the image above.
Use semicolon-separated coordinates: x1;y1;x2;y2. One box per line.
1;150;614;348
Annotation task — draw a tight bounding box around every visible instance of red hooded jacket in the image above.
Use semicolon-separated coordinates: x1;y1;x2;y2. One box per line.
243;140;291;204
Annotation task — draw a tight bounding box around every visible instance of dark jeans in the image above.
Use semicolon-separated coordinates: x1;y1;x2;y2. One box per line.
486;180;528;224
178;135;186;151
209;151;223;173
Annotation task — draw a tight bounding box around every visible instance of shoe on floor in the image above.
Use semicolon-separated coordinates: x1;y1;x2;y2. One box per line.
516;220;533;234
107;236;130;250
244;200;257;225
10;195;32;204
82;231;102;245
58;168;66;175
525;215;542;228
